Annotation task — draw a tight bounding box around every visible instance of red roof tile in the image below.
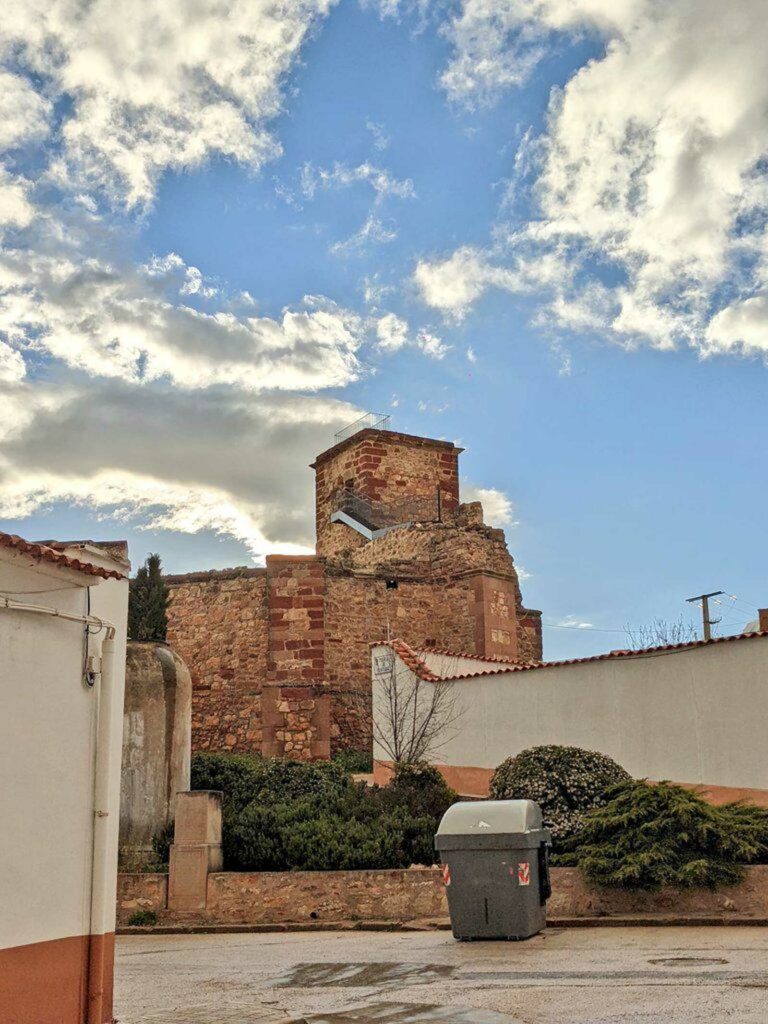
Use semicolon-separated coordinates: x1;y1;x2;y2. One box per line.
0;532;126;581
374;630;768;682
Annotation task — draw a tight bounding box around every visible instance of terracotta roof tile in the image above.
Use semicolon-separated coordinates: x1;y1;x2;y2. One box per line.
0;532;126;581
374;630;768;682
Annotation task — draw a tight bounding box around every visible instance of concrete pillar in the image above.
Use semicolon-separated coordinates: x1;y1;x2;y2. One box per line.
167;791;223;913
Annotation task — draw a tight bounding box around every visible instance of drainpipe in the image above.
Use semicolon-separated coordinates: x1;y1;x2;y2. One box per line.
86;633;117;1024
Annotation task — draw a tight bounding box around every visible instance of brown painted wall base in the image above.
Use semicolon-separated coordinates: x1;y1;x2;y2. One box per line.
374;760;768;805
0;932;114;1024
117;866;768;928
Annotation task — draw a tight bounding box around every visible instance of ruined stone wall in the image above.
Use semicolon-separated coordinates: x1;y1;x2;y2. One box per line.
313;429;462;557
166;569;267;753
324;572;479;749
165;429;541;759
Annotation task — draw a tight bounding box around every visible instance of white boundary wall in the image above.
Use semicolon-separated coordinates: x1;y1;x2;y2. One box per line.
373;636;768;796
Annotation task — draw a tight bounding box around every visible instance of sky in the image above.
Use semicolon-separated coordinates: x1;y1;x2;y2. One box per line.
1;0;767;660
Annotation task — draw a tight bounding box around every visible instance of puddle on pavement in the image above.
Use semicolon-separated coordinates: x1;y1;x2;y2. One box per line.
273;963;456;989
291;1000;520;1023
648;957;729;967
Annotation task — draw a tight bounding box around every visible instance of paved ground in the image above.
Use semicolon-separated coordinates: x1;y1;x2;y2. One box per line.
115;927;768;1024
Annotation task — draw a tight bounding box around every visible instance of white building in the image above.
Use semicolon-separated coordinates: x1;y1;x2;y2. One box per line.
0;533;129;1024
372;630;768;804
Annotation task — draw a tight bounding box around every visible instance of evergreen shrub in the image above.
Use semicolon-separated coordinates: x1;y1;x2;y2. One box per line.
192;753;457;871
573;780;768;890
128;553;170;642
332;749;374;774
490;745;631;849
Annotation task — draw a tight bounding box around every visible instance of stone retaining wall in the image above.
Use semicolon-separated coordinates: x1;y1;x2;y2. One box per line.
117;866;768;926
117;873;168;923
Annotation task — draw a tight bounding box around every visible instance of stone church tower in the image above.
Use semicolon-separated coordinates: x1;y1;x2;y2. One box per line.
166;425;541;758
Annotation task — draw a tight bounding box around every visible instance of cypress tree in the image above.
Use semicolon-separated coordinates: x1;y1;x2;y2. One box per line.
129;552;170;641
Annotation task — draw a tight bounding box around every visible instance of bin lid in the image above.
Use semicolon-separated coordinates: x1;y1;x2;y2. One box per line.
436;799;543;836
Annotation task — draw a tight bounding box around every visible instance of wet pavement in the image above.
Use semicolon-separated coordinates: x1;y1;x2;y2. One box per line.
114;926;768;1024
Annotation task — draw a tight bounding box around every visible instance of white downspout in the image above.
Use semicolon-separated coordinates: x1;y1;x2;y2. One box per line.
87;634;116;1024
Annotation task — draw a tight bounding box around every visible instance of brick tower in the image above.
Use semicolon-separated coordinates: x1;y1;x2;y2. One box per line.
166;424;541;757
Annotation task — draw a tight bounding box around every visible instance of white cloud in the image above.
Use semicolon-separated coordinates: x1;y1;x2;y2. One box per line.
466;346;477;363
0;377;361;558
331;213;398;254
416;329;449;359
554;615;594;629
366;120;391;151
0;234;366;391
427;0;768;361
376;312;410;351
0;71;52;151
0;343;25;383
414;246;523;320
301;161;415;202
1;0;337;209
374;313;448;359
462;484;517;527
302;161;415;254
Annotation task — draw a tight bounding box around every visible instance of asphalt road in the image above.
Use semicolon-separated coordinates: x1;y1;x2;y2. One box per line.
115;926;768;1024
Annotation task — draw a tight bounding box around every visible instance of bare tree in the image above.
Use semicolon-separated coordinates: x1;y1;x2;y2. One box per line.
371;647;464;763
624;616;699;650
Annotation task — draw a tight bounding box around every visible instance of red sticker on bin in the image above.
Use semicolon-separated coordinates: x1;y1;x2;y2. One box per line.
441;864;451;887
517;862;530;886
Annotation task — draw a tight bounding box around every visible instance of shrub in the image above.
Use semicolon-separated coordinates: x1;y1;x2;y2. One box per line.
573;780;768;890
127;909;158;927
201;753;456;871
191;752;351;816
490;745;631;848
382;761;457;822
332;749;374;774
128;553;169;642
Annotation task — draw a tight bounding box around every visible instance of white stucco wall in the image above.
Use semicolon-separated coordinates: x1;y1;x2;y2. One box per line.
0;546;128;953
373;637;768;793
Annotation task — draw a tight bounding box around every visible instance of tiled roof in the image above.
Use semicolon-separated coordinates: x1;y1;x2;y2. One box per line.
0;532;126;581
375;630;768;682
377;639;513;682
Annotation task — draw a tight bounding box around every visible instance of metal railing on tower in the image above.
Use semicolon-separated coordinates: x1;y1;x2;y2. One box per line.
334;412;390;443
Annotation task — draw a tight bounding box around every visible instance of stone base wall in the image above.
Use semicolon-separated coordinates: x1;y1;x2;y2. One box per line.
117;873;169;923
117;866;768;927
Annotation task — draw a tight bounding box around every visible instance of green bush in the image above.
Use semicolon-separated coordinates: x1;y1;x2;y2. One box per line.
572;780;768;890
127;909;158;927
490;745;631;849
191;752;351;815
381;761;457;821
197;753;456;871
332;749;374;774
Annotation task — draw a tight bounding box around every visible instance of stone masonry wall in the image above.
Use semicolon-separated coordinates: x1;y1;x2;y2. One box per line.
166;569;268;752
116;866;768;926
313;430;462;558
324;572;479;749
166;428;541;758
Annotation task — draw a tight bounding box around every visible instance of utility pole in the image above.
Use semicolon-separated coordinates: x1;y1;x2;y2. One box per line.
686;591;724;641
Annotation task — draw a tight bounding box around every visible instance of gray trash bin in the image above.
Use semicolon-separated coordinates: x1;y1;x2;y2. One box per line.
435;799;551;940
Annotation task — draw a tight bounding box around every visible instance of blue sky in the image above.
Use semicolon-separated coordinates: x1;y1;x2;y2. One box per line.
1;0;767;659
